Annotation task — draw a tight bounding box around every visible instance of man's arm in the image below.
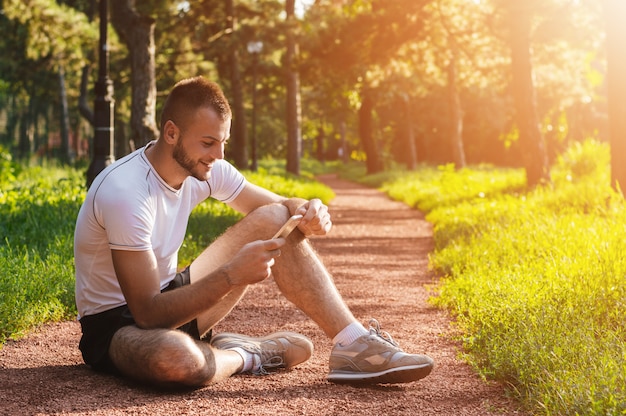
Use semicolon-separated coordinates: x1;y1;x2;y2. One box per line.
111;238;284;329
229;182;332;237
228;181;287;214
111;249;230;329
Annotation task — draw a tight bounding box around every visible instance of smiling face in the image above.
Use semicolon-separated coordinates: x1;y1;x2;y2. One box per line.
171;107;231;181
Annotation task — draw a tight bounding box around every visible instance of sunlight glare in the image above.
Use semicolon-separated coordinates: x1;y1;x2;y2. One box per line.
296;0;315;18
177;1;190;14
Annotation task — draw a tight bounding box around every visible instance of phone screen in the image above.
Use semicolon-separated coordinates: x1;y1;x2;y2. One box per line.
272;214;303;239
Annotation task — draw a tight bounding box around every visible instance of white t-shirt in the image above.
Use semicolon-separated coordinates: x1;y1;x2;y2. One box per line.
74;142;246;318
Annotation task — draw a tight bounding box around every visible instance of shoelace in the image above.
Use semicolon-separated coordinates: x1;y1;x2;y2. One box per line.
250;345;285;375
368;318;400;347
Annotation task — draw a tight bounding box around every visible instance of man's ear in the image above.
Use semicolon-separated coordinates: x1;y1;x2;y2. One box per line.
162;120;179;144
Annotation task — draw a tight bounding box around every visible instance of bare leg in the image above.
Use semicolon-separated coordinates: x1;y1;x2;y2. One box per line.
109;326;243;387
190;204;355;338
271;225;357;339
188;203;356;339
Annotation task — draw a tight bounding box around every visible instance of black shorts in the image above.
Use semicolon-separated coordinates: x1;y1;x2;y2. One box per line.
78;267;210;374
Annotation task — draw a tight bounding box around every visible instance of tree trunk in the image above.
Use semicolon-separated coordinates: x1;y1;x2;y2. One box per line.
403;96;418;170
285;0;301;176
78;65;94;126
58;64;72;163
111;1;158;150
359;90;382;174
339;120;348;163
604;0;626;191
226;0;247;169
2;96;17;149
316;125;324;162
447;55;466;169
508;1;550;186
78;0;95;129
18;106;33;159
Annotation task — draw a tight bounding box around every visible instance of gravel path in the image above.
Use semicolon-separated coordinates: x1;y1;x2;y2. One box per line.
0;174;526;415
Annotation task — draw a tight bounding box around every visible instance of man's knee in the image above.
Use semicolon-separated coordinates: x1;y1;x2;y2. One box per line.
111;327;215;387
152;331;215;386
245;203;291;236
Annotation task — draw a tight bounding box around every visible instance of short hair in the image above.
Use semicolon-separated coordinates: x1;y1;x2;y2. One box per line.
159;76;232;133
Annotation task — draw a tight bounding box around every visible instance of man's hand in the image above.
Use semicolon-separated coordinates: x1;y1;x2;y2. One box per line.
294;198;332;236
223;238;286;285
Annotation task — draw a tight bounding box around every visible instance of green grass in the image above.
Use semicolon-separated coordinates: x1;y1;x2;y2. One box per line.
0;163;85;343
343;140;626;415
0;156;334;345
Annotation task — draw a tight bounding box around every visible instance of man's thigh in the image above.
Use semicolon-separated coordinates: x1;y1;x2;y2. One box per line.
189;203;289;280
188;203;289;333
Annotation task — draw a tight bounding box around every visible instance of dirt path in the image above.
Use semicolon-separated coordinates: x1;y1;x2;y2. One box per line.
0;175;526;416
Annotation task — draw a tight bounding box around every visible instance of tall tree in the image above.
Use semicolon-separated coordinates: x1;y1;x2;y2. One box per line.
506;0;550;186
447;53;466;168
285;0;302;175
358;89;382;174
225;0;248;169
110;0;159;149
603;0;626;191
58;65;72;161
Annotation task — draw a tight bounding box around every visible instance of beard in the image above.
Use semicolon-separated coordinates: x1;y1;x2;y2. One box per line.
172;138;211;181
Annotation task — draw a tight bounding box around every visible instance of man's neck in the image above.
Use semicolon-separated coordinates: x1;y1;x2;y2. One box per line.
144;141;186;189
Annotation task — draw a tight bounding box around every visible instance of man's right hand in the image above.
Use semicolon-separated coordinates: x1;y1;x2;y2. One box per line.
223;238;286;286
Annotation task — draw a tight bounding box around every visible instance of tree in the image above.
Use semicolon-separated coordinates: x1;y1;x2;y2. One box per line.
505;0;550;186
110;0;159;149
358;88;382;173
603;0;626;191
225;0;248;169
285;0;302;175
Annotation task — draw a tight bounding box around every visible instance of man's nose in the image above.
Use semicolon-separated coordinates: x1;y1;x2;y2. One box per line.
210;143;225;160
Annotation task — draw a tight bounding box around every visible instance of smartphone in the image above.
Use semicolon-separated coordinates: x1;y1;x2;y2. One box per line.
272;214;303;239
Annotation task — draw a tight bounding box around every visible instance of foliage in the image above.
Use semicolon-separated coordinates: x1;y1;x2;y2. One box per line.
346;140;625;415
0;145;20;183
3;0;96;68
0;0;614;177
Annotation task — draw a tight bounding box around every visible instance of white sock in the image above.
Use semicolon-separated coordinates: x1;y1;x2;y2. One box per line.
230;347;257;373
332;322;368;347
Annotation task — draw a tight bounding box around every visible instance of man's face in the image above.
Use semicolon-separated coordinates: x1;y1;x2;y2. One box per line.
172;107;231;181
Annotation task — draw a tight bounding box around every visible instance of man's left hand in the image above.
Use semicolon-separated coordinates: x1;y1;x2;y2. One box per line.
294;198;332;236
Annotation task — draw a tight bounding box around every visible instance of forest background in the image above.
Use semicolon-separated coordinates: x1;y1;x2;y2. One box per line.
1;0;626;189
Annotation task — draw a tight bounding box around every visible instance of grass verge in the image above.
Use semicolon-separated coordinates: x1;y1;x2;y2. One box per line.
341;140;626;415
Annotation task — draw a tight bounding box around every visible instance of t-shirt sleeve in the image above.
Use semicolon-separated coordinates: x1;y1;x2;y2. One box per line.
93;180;154;251
207;159;246;203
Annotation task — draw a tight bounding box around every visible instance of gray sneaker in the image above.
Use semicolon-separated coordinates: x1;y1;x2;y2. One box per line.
211;331;313;375
328;319;434;384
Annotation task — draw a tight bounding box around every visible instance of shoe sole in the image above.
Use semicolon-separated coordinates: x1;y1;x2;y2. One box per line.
327;363;434;385
211;331;314;369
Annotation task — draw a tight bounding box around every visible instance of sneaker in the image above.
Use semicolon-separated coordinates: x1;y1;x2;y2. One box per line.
328;319;434;384
210;331;313;375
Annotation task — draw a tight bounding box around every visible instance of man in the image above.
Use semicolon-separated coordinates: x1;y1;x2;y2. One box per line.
74;76;434;387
